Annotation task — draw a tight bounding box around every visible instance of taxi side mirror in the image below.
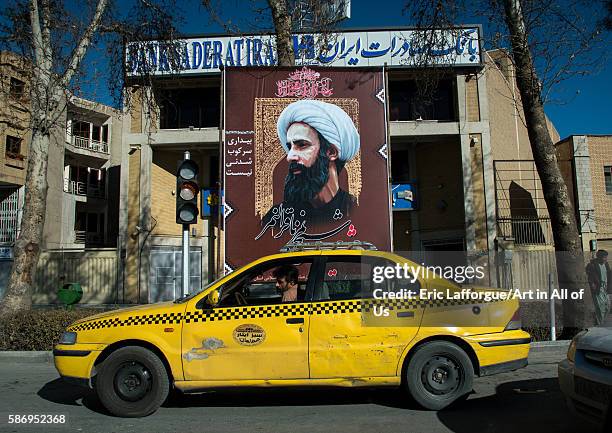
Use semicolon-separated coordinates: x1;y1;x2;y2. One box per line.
205;289;220;307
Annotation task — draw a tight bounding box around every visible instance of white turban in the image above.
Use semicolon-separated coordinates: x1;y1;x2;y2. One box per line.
276;100;360;162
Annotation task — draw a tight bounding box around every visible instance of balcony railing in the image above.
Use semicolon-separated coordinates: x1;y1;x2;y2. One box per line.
63;180;105;198
71;135;109;154
74;230;104;245
497;217;554;245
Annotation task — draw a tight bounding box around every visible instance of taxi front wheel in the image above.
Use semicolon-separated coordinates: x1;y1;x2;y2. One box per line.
405;341;473;411
95;346;169;417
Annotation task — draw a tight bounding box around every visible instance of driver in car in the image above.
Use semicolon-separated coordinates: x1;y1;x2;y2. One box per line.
273;265;300;303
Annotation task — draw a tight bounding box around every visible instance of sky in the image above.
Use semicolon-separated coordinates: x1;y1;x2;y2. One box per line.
80;0;611;139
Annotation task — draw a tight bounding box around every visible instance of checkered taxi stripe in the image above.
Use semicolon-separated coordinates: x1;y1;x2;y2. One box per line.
183;304;310;323
69;312;183;332
68;297;482;331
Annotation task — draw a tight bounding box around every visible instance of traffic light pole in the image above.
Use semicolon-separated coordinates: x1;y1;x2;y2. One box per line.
182;151;190;296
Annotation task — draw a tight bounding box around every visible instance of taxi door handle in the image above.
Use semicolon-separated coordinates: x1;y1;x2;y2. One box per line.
397;311;415;318
286;318;304;324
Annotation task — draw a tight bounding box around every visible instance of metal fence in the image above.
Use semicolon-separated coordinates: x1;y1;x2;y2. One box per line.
33;248;120;304
509;248;558;292
497;216;554;245
494;160;554;245
0;189;21;244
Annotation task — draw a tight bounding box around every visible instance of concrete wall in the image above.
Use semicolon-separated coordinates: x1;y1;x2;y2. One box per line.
125;148;141;302
43;113;68;249
466;76;480;122
470;133;488;251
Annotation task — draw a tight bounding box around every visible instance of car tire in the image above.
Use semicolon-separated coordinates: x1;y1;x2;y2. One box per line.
95;346;169;417
405;341;473;410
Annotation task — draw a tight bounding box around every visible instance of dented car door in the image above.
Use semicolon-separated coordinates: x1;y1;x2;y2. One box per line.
308;255;424;379
181;259;314;381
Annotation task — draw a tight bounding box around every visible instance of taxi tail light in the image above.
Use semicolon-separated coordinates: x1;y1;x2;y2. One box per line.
504;308;522;330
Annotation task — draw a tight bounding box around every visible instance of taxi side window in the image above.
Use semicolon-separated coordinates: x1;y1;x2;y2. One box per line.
373;258;421;296
321;257;372;301
319;257;420;301
217;261;312;307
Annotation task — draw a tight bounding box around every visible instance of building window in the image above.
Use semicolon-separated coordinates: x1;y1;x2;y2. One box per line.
605;166;612;194
5;135;23;160
72;120;89;139
158;87;220;129
102;124;109;143
389;79;457;122
391;148;411;183
9;77;25;99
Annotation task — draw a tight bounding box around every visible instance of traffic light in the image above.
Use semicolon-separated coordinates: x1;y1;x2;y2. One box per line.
176;159;199;224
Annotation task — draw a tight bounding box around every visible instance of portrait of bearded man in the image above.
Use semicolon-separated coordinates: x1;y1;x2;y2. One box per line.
262;99;360;227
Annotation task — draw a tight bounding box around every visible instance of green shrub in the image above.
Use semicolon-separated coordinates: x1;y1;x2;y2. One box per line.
0;308;106;351
519;300;565;341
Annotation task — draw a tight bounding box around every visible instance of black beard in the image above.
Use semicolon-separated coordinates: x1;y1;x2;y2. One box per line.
283;151;330;205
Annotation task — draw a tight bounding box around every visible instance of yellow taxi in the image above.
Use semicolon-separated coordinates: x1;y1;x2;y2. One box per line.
54;244;530;417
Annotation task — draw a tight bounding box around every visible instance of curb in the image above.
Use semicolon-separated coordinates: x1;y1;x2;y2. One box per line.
529;340;570;353
0;341;571;363
528;340;570;364
0;351;53;363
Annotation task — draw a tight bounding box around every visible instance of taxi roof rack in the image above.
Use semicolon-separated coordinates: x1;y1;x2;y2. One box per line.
280;241;378;252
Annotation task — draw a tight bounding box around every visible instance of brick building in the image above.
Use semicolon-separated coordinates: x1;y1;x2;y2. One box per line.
556;135;612;252
118;30;565;304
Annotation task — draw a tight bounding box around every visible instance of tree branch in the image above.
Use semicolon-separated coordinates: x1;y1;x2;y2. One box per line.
28;0;45;66
40;0;51;71
60;0;108;89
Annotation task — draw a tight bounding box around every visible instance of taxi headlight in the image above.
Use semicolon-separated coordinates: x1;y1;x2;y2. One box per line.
58;331;77;345
567;330;587;363
567;339;577;362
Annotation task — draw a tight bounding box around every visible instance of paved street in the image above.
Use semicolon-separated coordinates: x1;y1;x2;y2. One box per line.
0;347;591;433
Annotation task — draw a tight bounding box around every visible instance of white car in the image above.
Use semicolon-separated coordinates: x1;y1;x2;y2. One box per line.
558;327;612;431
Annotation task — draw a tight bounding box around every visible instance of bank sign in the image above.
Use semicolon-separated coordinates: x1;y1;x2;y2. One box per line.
125;27;481;76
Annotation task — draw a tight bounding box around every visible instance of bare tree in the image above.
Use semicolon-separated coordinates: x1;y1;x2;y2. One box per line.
202;0;348;67
0;0;182;315
404;0;608;334
603;0;612;30
268;0;294;66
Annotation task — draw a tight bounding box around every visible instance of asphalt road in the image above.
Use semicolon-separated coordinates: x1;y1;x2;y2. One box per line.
0;348;591;433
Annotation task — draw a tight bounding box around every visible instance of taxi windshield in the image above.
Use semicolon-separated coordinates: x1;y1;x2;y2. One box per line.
173;274;227;304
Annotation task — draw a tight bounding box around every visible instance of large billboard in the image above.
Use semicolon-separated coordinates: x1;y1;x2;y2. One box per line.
223;67;391;272
125;27;482;76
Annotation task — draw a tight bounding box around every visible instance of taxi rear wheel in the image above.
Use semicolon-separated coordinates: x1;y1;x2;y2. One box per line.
405;341;473;410
95;346;169;417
